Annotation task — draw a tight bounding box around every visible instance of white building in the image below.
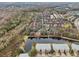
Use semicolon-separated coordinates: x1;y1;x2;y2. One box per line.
53;44;69;51
50;15;54;19
36;43;51;53
71;43;79;56
71;43;79;51
52;44;70;56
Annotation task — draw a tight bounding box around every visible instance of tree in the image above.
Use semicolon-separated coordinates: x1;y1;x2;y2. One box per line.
28;42;37;57
28;46;37;57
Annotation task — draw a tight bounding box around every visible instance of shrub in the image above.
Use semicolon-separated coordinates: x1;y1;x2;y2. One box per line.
28;47;37;57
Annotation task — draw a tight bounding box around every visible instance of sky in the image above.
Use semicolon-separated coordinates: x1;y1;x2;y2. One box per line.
0;0;79;2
